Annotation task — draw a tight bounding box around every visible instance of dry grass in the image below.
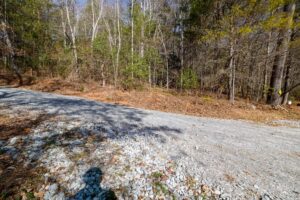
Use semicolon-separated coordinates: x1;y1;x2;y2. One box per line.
21;78;300;123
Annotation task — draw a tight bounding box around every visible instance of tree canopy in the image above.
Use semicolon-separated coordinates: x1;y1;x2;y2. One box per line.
1;0;299;105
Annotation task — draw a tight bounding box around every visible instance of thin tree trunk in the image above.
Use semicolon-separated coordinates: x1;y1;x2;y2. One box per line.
262;31;272;100
282;53;291;105
180;11;184;92
131;0;134;79
115;0;121;87
91;0;95;41
256;62;262;102
267;3;295;106
140;1;145;58
91;0;104;44
228;37;235;104
148;65;151;87
1;20;23;85
60;9;67;48
64;0;78;74
100;63;105;87
84;21;87;38
104;19;116;82
158;23;169;89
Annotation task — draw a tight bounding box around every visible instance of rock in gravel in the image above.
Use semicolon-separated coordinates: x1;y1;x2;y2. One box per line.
53;192;65;200
214;189;221;195
220;193;231;200
44;183;58;200
261;193;272;200
9;137;19;145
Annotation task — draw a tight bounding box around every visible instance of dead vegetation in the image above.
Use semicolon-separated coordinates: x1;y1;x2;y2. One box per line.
0;113;51;140
0;156;46;200
0;112;51;200
0;74;36;87
19;78;300;123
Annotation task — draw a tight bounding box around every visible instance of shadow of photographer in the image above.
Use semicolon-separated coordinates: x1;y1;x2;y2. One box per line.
69;167;117;200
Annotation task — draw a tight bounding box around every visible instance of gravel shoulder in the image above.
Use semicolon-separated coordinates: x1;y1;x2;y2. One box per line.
0;88;299;200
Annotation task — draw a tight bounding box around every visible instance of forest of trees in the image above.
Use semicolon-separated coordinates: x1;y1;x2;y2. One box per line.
0;0;299;106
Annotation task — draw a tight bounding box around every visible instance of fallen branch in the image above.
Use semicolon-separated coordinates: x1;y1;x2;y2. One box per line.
281;82;300;96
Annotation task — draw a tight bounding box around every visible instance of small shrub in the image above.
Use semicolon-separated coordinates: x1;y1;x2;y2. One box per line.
122;54;149;90
151;171;163;179
153;182;168;195
26;192;36;200
178;68;199;90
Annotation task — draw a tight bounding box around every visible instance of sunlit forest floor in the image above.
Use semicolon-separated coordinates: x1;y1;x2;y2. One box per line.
1;75;298;124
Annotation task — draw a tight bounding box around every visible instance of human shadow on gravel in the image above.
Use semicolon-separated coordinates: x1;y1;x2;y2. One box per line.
69;167;117;200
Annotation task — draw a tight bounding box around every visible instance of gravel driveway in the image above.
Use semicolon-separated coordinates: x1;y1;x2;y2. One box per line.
0;88;299;200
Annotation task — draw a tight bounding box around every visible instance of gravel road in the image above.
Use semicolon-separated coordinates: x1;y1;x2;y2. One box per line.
0;88;299;200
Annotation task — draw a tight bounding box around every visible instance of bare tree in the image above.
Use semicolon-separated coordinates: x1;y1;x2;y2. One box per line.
64;0;79;74
228;34;236;104
91;0;104;44
60;9;67;48
115;0;122;87
179;9;184;92
131;0;134;78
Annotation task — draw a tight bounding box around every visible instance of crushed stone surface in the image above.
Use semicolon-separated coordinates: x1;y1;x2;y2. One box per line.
0;88;299;200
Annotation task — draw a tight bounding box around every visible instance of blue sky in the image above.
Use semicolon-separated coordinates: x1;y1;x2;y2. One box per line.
52;0;131;7
77;0;130;7
77;0;86;6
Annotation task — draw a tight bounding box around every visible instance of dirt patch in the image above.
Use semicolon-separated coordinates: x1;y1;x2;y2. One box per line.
224;173;236;183
20;78;300;123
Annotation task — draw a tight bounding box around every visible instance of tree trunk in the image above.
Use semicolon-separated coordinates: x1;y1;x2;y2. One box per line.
1;20;23;85
262;31;272;100
180;11;184;92
267;3;295;106
64;0;79;75
228;38;235;104
91;0;104;44
101;63;105;87
140;1;145;58
131;0;134;79
115;0;121;87
148;64;152;87
60;9;67;48
282;53;291;105
104;19;116;85
158;23;169;90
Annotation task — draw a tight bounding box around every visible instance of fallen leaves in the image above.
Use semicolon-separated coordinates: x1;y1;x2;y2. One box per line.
20;78;300;124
